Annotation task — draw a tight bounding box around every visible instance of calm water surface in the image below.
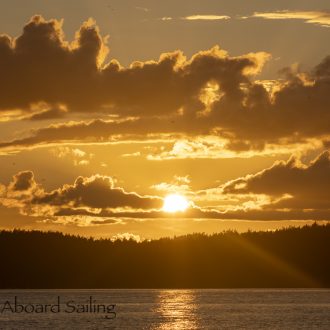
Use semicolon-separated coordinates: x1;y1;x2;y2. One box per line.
0;289;329;329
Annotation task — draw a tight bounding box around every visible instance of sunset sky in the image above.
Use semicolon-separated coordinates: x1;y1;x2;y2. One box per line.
0;0;329;239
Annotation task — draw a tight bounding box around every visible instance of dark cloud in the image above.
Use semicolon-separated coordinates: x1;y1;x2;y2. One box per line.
323;139;330;149
0;15;263;115
0;16;330;152
0;63;329;152
0;170;164;222
90;219;118;225
313;55;330;79
31;175;163;210
0;16;106;112
223;151;330;210
9;171;36;192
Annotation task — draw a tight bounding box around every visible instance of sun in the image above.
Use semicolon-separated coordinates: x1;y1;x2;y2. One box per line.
163;194;189;213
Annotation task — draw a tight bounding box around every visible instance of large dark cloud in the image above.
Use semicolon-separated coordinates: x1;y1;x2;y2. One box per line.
0;171;164;222
0;15;263;116
0;16;105;112
31;175;163;210
0;16;329;152
223;151;330;210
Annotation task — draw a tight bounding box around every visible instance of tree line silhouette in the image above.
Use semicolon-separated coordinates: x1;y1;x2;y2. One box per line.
1;223;329;288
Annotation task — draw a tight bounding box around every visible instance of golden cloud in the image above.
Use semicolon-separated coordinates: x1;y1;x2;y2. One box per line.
253;11;330;27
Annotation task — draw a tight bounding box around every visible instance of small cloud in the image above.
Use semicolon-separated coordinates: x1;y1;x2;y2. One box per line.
112;232;141;242
160;17;173;21
183;15;231;21
51;147;88;159
151;175;191;194
90;218;118;225
72;148;86;158
135;6;149;12
75;159;90;166
50;147;92;166
8;171;37;192
160;15;230;22
121;151;141;158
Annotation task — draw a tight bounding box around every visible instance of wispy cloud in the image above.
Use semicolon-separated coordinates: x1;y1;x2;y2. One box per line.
183;15;231;21
160;17;173;21
252;10;330;27
160;15;230;22
135;6;149;13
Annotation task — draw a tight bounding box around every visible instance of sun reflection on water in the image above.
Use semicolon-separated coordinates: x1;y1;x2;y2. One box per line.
153;290;199;329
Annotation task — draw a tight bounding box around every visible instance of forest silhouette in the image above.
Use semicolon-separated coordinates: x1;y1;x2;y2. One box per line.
1;223;329;288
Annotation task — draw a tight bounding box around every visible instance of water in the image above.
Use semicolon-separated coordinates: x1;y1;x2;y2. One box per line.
0;289;329;329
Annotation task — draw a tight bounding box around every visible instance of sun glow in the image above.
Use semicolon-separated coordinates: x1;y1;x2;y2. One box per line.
163;194;189;213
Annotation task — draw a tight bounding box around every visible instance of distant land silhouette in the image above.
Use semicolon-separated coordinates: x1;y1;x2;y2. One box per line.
1;223;330;288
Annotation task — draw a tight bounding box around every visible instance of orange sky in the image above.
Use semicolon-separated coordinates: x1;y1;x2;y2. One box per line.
0;1;329;239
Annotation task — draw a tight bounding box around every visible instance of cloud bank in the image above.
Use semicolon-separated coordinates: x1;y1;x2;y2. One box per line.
1;16;329;155
0;151;329;224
